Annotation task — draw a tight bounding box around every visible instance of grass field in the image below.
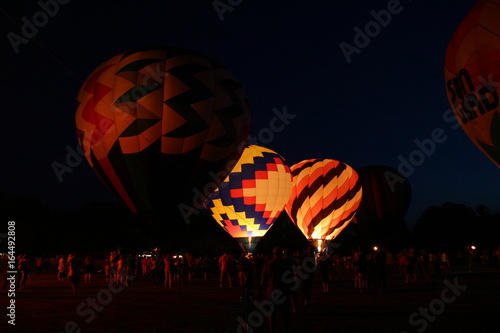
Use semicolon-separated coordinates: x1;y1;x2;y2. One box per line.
1;265;499;333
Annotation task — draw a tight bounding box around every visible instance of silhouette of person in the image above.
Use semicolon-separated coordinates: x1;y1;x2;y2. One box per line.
67;253;83;293
219;252;232;288
260;247;293;333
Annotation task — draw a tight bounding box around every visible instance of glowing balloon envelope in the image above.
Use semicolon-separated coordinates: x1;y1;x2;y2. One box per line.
444;0;500;168
204;145;292;252
75;46;251;219
286;159;362;245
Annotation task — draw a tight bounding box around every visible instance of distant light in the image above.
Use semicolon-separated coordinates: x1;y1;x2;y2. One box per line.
373;246;378;251
471;245;476;250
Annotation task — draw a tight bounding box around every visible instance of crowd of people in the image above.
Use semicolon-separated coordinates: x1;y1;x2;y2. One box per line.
2;245;500;332
2;246;500;289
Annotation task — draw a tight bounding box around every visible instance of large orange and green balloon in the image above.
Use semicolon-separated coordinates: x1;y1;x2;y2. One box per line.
75;46;251;219
204;145;292;252
445;0;500;168
285;159;362;243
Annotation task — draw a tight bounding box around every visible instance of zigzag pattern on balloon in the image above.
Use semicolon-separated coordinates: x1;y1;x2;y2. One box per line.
75;46;250;215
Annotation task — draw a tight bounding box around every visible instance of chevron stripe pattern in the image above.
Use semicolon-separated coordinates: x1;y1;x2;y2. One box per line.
75;46;251;215
285;159;362;241
204;145;292;240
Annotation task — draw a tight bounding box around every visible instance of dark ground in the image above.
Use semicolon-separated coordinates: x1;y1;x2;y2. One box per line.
1;265;499;333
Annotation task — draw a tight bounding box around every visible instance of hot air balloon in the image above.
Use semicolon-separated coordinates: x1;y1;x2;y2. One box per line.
286;159;362;251
444;0;500;168
354;165;411;224
75;46;251;223
204;145;293;253
350;165;412;247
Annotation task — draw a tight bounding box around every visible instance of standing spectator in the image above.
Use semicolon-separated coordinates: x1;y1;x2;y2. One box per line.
219;252;232;288
317;250;331;293
260;247;294;333
301;247;315;306
440;252;449;271
49;256;58;272
417;250;430;279
116;255;125;285
237;253;250;287
141;256;149;276
57;255;67;281
109;251;118;283
399;249;416;284
201;254;213;281
35;257;44;274
184;252;194;282
374;249;387;291
125;254;137;286
174;256;184;285
163;254;173;290
239;281;255;333
104;258;111;282
17;254;29;290
428;252;438;276
83;255;94;283
67;253;83;293
252;253;265;285
385;250;395;279
148;256;157;280
354;247;369;293
283;249;299;313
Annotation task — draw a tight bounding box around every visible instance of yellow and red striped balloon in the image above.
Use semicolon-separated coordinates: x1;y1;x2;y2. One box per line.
204;145;293;252
286;159;362;241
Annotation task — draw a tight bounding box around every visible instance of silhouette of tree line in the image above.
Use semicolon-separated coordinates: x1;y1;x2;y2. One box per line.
1;193;499;255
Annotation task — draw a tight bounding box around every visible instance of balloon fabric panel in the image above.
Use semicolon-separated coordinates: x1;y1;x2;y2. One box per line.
444;0;500;168
354;165;412;223
286;159;362;241
205;145;292;239
75;46;251;217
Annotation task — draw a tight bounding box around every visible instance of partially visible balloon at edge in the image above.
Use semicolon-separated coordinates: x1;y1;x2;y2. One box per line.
444;0;500;168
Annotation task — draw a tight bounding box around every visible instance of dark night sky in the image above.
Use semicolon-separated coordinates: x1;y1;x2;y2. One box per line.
1;0;498;228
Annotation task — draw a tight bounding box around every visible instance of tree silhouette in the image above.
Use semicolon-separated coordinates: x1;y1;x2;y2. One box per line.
413;202;500;251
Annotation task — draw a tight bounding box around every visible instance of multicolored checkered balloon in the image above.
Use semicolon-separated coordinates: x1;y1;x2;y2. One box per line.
204;145;292;251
